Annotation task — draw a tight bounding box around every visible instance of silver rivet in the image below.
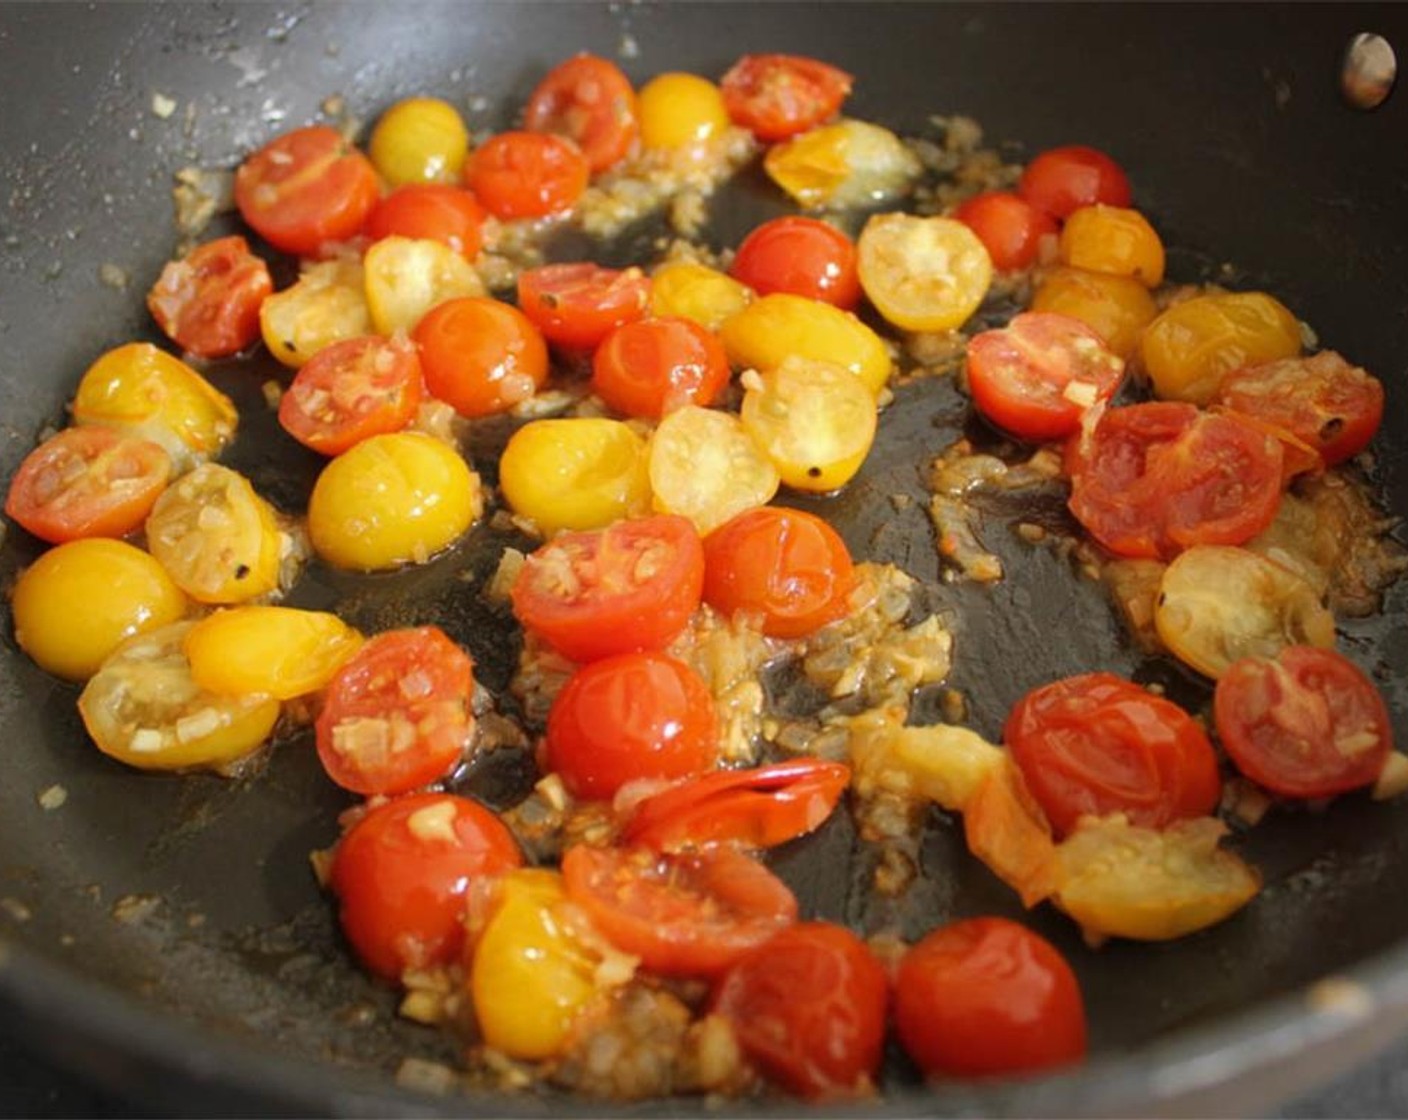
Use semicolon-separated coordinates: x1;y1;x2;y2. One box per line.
1342;32;1397;110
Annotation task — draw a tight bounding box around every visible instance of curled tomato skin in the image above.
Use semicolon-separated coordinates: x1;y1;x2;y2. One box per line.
1018;144;1132;221
524;53;639;174
720;53;853;142
517;263;651;352
464;131;589;220
147;236;273;359
364;184;486;258
953;190;1059;272
729;217;860;310
278;335;423;456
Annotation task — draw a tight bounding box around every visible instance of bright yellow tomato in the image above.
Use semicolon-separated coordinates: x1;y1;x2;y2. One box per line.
183;606;363;699
1058;205;1165;288
12;539;187;680
637;72;729;151
1031;266;1158;360
368;96;470;186
499;418;650;536
363;235;485;335
650;261;753;332
647;405;779;534
857;212;993;332
720;292;891;397
307;431;481;570
764;119;921;209
260;258;371;369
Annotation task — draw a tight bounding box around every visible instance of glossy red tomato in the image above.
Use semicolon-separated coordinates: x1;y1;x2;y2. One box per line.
4;426;171;544
278;335;423;455
1005;672;1222;837
561;844;797;977
711;922;887;1099
894;917;1087;1078
315;627;475;796
517;263;652;351
328;792;521;980
1066;401;1285;559
729;217;861;309
363;184;486;258
953;191;1059;271
524;53;639;173
1215;645;1393;799
720;54;853;142
510;514;704;662
464;131;590;220
234;125;379;257
412;297;549;417
966;312;1124;441
701;506;856;639
146;236;273;358
591;316;730;419
1019;144;1132;221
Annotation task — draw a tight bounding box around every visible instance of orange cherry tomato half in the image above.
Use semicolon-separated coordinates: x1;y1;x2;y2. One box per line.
720;53;853;142
278;335;423;456
729;216;861;310
234;125;379;257
524;53;639;174
591;316;731;419
1005;672;1222;837
1018;144;1132;221
412;296;549;417
560;843;798;977
894;917;1087;1078
517;262;651;352
464;130;589;220
146;235;273;359
711;922;887;1099
5;426;171;544
510;514;705;663
953;190;1059;272
363;184;486;259
315;626;475;796
328;791;521;980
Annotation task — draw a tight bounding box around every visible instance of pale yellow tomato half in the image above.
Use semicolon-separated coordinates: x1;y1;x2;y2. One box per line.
647;405;778;535
363;235;485;336
857;212;993;332
260;258;372;369
183;606;363;700
764;119;920;209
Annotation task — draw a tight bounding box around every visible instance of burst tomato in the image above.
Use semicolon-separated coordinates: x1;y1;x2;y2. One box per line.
1018;144;1132;220
464;131;589;220
591;315;730;419
146;236;273;358
517;262;651;352
729;217;860;309
278;335;423;456
720;53;853;142
953;190;1059;271
524;53;639;173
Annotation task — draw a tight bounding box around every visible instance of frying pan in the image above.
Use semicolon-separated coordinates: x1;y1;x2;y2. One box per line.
2;2;1407;1115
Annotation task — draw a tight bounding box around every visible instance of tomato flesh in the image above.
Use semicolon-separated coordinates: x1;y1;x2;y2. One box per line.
953;190;1059;271
517;262;651;352
147;236;273;359
278;335;423;456
591;315;730;419
363;184;486;258
729;217;860;310
464;131;589;220
720;54;853;142
524;53;639;173
1019;144;1132;220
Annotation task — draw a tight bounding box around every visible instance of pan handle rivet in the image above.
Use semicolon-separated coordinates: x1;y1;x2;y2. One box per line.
1342;32;1396;110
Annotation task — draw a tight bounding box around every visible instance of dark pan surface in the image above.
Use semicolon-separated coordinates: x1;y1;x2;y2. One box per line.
2;3;1408;1115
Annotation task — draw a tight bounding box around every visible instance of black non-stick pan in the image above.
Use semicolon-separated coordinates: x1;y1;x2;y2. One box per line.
2;3;1408;1115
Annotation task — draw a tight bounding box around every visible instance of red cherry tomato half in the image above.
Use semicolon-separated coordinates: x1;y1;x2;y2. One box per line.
729;217;861;309
328;791;522;980
702;506;856;639
1215;645;1393;800
524;53;639;174
315;627;475;796
953;191;1059;272
711;922;887;1099
1005;672;1222;837
622;758;850;852
1066;401;1285;560
363;184;486;258
1019;144;1132;221
510;514;705;663
146;235;273;359
5;426;171;544
517;262;652;352
464;131;590;220
279;335;423;456
412;297;549;418
720;54;853;142
966;312;1125;442
591;316;731;419
234;125;379;257
894;916;1087;1078
561;844;798;977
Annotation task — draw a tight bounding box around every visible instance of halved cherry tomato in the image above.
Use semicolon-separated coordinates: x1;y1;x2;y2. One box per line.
517;263;651;352
5;426;171;544
719;54;853;142
965;312;1124;441
464;131;589;220
234;125;379;257
1215;645;1393;800
893;917;1087;1078
510;514;704;663
147;236;273;359
364;184;486;258
363;235;485;335
1018;144;1132;220
524;53;639;174
711;922;887;1099
591;316;730;419
701;506;856;639
764;120;920;210
622;758;850;851
259;258;371;370
1209;406;1324;485
856;212;992;333
729;217;860;310
560;844;797;977
1067;402;1284;560
413;296;549;417
316;627;475;796
647;406;780;534
329;792;522;981
953;191;1059;272
278;335;423;456
1005;672;1222;838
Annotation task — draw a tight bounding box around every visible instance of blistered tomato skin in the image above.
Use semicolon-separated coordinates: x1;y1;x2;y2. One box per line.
183;607;363;700
721;293;891;397
465;131;590;220
637;72;730;151
591;316;731;419
953;190;1059;271
1058;204;1165;287
499;418;650;535
368;97;470;186
364;184;486;259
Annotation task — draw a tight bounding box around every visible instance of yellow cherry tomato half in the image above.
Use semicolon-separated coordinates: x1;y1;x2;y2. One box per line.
647;405;779;535
499;418;650;536
650;260;753;333
363;235;485;336
183;606;363;700
637;72;730;151
1058;205;1166;288
764;119;920;210
1030;266;1158;361
721;292;891;397
308;431;481;570
12;538;187;681
857;212;993;333
368;96;470;186
260;258;372;369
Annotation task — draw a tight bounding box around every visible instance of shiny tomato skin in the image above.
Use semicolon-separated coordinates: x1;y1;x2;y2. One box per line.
591;316;730;419
234;125;379;257
1019;145;1132;221
720;54;853;142
1215;645;1393;799
511;514;704;663
729;217;861;310
363;184;486;258
1005;672;1222;837
711;922;887;1099
517;263;651;352
278;335;423;456
413;297;549;417
894;917;1087;1078
953;191;1059;271
329;792;522;981
524;53;639;174
464;131;589;220
147;236;273;359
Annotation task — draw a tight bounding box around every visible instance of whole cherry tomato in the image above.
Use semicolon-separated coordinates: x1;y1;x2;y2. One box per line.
591;315;731;419
729;216;861;309
953;191;1058;271
464;131;589;220
363;184;486;258
1019;144;1132;220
